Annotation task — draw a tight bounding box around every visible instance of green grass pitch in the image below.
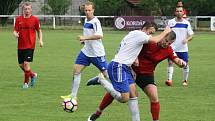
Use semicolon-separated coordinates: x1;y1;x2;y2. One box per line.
0;29;215;121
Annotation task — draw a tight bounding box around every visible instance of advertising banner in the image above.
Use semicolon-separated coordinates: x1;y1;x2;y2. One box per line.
211;17;215;31
114;16;154;30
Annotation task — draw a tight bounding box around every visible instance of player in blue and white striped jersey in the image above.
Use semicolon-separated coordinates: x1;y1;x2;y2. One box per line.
61;1;108;104
87;22;171;121
166;6;194;86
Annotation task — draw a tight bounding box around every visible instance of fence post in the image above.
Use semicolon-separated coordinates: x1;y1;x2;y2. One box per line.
53;16;55;29
13;17;16;26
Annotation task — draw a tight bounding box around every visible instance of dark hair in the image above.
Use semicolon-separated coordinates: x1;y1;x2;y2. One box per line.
177;0;183;7
167;31;176;42
141;21;158;31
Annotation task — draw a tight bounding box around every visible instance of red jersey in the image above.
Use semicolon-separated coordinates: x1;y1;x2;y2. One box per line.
14;15;40;49
132;43;177;75
183;9;188;18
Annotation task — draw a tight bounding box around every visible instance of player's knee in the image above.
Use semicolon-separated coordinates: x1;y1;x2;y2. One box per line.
23;61;30;70
150;96;159;102
73;68;82;75
120;95;130;103
119;98;129;103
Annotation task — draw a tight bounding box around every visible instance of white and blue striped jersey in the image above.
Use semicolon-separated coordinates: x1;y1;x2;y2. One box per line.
168;18;194;52
81;17;105;57
112;30;150;66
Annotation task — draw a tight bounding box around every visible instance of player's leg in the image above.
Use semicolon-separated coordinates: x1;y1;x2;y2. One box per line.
104;61;132;102
129;83;140;121
71;64;86;98
24;49;37;87
26;49;38;86
18;49;35;88
61;51;88;99
166;59;174;86
87;56;108;86
136;74;160;121
88;92;114;121
180;52;189;86
144;84;160;121
175;52;189;86
18;50;27;88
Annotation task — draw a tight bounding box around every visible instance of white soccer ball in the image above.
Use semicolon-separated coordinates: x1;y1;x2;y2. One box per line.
62;98;78;112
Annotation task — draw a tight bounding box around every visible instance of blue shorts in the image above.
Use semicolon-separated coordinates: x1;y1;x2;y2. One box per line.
75;51;108;71
108;61;134;93
176;52;189;63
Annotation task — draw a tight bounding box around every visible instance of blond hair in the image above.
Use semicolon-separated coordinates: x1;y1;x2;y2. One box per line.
84;1;95;9
22;2;32;9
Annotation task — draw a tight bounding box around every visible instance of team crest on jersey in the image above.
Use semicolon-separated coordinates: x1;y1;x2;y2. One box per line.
169;23;176;28
19;22;24;24
100;56;106;62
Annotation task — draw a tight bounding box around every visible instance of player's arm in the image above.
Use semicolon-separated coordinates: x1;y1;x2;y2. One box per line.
37;29;43;47
183;22;194;44
79;19;103;42
172;58;187;68
79;34;103;41
148;26;171;43
13;18;19;38
13;30;19;38
183;35;193;44
35;18;43;47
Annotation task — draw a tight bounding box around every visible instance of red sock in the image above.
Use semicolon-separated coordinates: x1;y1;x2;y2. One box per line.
151;102;160;120
24;70;31;84
96;93;114;116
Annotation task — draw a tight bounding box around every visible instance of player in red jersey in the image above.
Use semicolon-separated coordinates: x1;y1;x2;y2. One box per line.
13;2;43;88
87;31;186;121
131;31;186;121
177;0;187;18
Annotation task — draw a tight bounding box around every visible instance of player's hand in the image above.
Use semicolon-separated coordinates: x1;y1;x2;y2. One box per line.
182;39;188;44
164;26;171;34
78;35;85;45
178;59;187;67
13;32;19;38
39;40;43;47
78;35;85;41
133;58;139;66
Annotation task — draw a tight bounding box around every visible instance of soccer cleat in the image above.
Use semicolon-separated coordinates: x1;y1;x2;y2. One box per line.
60;94;72;99
182;80;188;86
86;76;100;86
30;73;37;86
22;83;29;89
165;80;173;86
87;113;100;121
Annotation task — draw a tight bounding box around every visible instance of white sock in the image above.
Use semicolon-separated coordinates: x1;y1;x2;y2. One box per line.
128;97;140;121
167;65;174;80
71;73;81;97
183;65;189;81
99;78;122;102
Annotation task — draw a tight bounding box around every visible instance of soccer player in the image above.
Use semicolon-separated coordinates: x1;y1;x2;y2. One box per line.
132;31;186;121
13;2;43;88
87;31;187;121
165;6;194;86
177;0;188;18
87;21;171;121
60;1;108;102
